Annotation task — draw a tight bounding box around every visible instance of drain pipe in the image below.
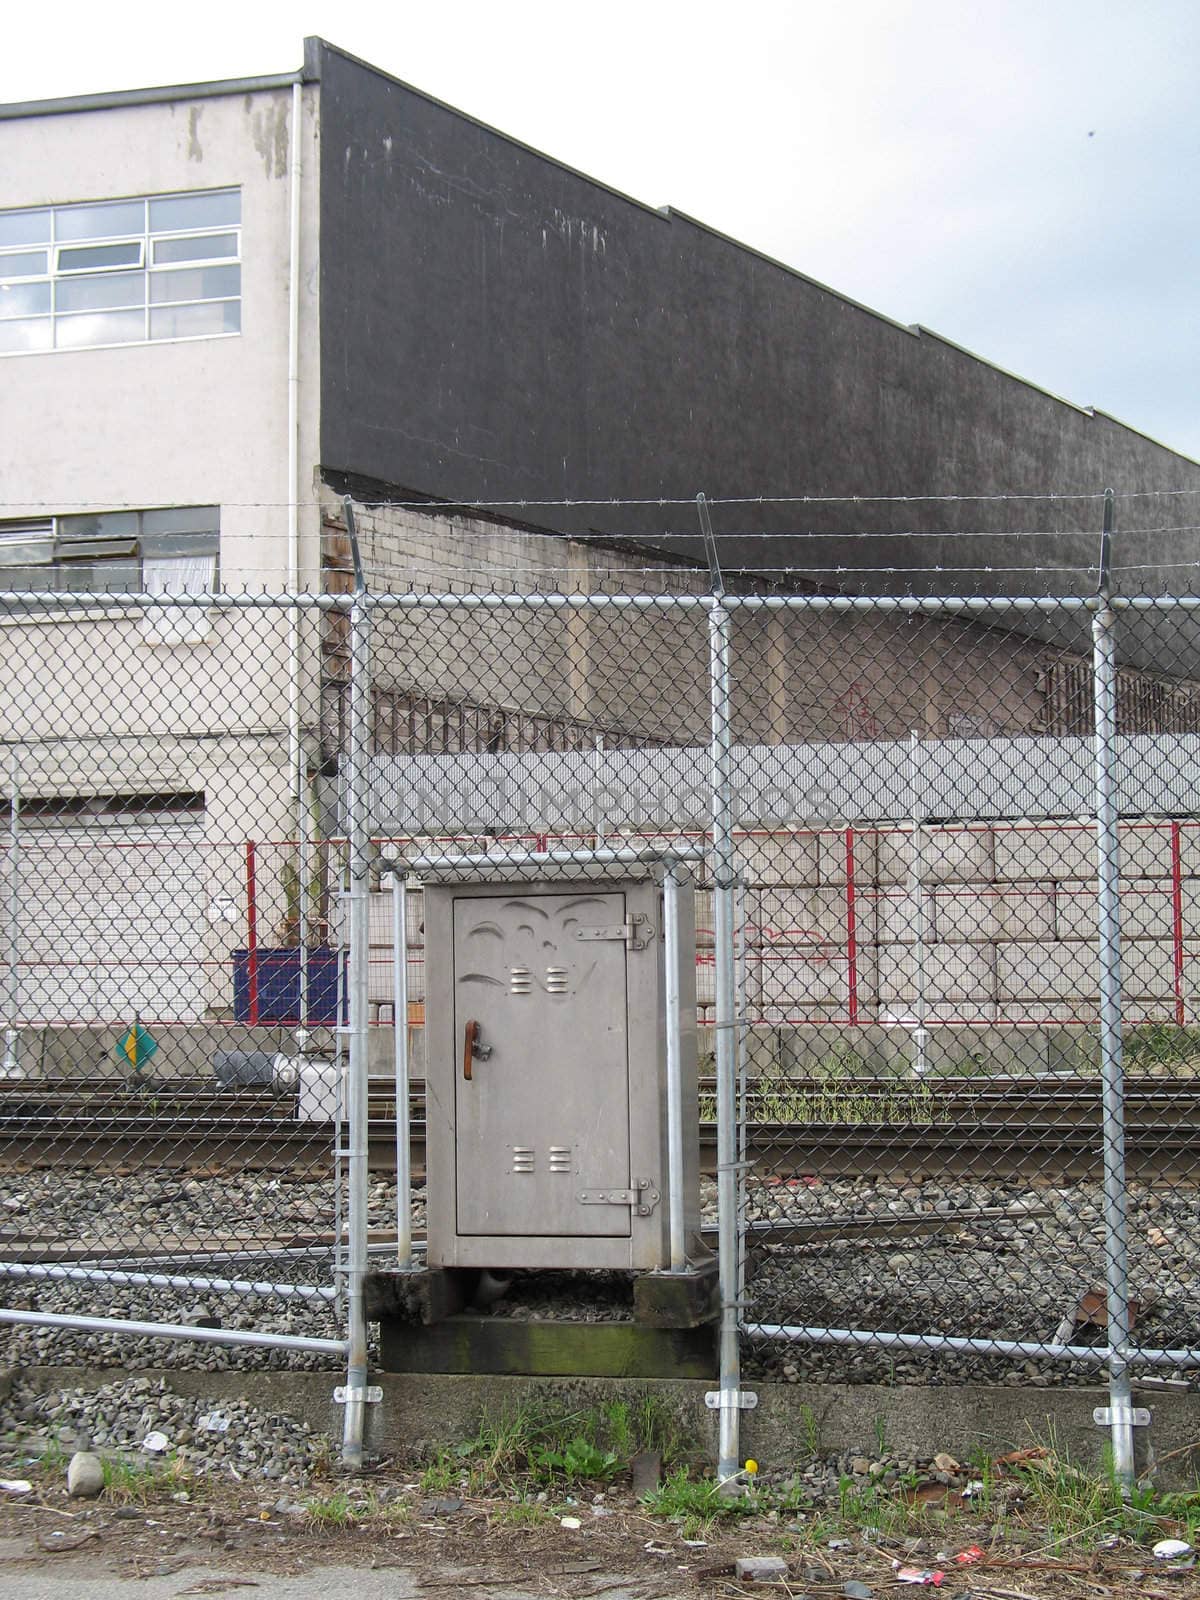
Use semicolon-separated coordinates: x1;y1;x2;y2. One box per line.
286;80;307;1028
1092;489;1136;1491
341;498;372;1469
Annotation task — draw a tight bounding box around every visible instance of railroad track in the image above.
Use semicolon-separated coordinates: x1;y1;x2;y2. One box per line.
0;1076;1197;1176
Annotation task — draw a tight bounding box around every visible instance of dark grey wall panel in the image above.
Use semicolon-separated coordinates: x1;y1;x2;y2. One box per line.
314;40;1200;616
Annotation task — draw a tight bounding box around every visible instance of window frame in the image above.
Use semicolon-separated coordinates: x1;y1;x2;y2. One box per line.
0;188;241;357
0;508;221;600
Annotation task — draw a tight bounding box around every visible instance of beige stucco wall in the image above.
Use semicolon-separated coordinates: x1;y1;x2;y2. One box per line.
0;84;323;827
0;85;324;1022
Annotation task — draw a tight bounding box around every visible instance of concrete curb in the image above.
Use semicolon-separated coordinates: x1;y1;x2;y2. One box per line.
7;1367;1198;1487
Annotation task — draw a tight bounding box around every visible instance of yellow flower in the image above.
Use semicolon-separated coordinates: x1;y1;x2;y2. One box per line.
744;1459;759;1475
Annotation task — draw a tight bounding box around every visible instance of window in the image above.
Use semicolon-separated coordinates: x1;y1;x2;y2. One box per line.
0;189;240;354
0;507;219;596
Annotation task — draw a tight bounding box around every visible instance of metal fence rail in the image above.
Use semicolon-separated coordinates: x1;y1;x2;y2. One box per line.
3;494;1200;1480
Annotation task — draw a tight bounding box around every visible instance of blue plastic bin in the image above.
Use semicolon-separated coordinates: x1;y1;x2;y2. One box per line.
231;947;345;1024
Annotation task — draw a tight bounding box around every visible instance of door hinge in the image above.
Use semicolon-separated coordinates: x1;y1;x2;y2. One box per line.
578;1178;660;1216
1093;1405;1151;1428
705;1389;759;1411
334;1385;383;1405
576;913;652;950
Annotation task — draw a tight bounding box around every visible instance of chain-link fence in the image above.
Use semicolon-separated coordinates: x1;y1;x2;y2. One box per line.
0;582;367;1447
4;492;1200;1478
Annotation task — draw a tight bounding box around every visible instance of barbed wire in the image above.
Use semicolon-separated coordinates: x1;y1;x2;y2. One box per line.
9;517;1200;546
3;487;1200;514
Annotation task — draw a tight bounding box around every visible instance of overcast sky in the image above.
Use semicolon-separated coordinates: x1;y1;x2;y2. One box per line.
6;0;1199;464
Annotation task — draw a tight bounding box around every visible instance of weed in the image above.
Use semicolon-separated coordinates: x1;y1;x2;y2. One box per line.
532;1436;619;1485
641;1467;756;1530
631;1393;690;1467
492;1498;552;1528
999;1442;1157;1547
602;1400;634;1461
872;1415;888;1457
455;1405;539;1487
707;1074;943;1129
794;1514;836;1545
307;1435;335;1480
377;1496;414;1528
441;1392;693;1495
304;1490;358;1528
419;1451;461;1496
798;1402;821;1459
1124;1022;1200;1072
101;1453;187;1506
37;1437;68;1473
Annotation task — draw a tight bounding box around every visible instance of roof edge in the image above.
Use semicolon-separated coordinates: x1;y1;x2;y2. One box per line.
0;68;305;122
305;37;667;223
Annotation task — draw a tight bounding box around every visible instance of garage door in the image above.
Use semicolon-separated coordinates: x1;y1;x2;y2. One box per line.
11;807;209;1024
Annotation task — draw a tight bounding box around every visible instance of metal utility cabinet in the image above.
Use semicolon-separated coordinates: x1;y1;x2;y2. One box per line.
420;856;704;1272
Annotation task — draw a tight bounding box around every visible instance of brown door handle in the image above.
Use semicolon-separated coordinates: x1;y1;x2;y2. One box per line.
463;1019;492;1079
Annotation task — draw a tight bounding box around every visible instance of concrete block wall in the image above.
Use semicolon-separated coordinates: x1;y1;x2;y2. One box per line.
709;820;1200;1033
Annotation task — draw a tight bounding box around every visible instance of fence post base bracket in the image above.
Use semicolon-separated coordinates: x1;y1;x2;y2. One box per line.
1093;1406;1150;1428
705;1389;758;1410
334;1385;383;1405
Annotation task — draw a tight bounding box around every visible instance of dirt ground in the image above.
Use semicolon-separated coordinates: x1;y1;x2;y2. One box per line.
1;1469;1198;1600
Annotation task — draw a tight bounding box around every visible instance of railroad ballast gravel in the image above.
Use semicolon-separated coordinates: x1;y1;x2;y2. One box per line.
0;1373;328;1485
1;1168;1198;1387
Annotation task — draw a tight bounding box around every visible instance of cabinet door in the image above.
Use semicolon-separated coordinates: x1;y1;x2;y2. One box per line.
453;890;631;1236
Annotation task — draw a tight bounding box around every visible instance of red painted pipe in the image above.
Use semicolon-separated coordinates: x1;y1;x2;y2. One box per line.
845;826;859;1025
1172;821;1185;1027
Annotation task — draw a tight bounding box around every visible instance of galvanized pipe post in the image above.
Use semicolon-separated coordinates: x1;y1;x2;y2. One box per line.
1092;488;1136;1490
3;750;20;1079
734;878;751;1316
392;869;413;1267
663;861;686;1273
700;492;741;1483
341;500;372;1469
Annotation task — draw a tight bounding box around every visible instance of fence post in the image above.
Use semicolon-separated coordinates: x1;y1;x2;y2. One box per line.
663;860;687;1274
709;595;742;1483
392;870;413;1268
3;750;21;1079
698;493;743;1484
1092;488;1136;1490
341;501;372;1469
